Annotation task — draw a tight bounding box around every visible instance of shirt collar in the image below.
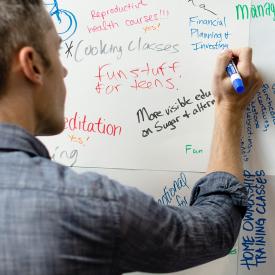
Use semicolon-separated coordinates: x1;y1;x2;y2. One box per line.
0;123;51;159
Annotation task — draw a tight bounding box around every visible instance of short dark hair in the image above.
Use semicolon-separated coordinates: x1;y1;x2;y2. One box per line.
0;0;52;93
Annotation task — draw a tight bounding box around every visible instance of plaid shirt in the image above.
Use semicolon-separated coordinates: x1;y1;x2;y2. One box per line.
0;124;247;274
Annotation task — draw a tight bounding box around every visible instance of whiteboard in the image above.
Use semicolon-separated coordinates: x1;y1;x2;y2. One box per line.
40;0;275;274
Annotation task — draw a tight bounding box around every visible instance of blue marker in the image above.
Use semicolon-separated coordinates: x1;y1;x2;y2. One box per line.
226;60;245;93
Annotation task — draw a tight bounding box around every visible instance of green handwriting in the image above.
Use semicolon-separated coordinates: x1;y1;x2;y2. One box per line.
236;2;275;21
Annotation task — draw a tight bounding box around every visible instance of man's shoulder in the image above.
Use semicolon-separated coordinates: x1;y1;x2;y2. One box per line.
38;157;125;201
0;152;124;202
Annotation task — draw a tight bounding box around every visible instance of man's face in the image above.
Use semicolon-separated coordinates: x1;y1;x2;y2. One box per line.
35;22;68;136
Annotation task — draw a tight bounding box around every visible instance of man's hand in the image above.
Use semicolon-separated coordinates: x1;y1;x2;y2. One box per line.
207;48;263;181
212;48;262;114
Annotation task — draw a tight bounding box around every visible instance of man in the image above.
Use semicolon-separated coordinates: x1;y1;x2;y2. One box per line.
0;1;262;274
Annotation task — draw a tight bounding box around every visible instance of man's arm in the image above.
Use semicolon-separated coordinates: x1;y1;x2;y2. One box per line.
115;48;263;273
207;48;262;181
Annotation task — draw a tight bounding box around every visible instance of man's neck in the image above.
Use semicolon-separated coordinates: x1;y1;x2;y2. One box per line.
0;91;36;135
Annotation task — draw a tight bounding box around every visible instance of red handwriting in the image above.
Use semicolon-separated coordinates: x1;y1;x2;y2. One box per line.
94;61;180;94
90;0;148;21
87;0;170;34
88;10;169;33
87;20;119;33
125;10;169;27
65;112;123;137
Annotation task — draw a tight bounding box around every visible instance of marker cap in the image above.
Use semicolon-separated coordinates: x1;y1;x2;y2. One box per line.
232;79;245;93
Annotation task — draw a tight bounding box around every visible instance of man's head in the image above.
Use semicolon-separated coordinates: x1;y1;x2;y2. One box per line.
0;0;68;135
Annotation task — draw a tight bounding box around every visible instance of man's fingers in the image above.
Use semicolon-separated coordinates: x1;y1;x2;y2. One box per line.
232;47;253;79
214;50;233;78
231;47;252;63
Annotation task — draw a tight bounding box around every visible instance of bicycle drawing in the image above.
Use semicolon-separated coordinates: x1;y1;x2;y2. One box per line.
44;0;78;41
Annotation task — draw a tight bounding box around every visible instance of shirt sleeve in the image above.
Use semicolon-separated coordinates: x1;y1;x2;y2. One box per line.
116;172;247;273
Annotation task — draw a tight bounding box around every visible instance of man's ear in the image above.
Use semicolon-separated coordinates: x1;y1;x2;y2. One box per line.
18;47;45;85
